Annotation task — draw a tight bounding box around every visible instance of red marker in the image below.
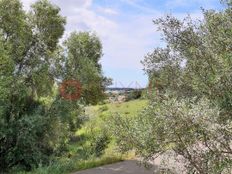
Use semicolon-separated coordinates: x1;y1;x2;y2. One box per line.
59;79;82;101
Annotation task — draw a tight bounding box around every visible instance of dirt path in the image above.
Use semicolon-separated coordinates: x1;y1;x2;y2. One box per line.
74;160;157;174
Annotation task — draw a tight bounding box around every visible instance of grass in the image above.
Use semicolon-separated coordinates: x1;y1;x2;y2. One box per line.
16;99;147;174
17;156;123;174
86;99;148;118
79;98;148;159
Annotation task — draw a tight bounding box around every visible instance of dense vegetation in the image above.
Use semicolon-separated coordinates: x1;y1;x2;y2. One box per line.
1;0;232;173
111;1;232;173
0;0;110;172
18;99;147;174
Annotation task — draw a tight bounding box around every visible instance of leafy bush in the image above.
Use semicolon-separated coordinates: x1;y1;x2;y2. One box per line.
111;1;232;173
0;0;86;172
0;0;107;172
90;133;110;157
125;90;142;101
111;96;232;173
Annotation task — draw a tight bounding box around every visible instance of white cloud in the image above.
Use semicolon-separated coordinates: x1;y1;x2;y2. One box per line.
21;0;155;70
20;0;211;86
66;8;117;38
101;14;161;69
97;7;118;15
120;0;158;14
53;0;92;9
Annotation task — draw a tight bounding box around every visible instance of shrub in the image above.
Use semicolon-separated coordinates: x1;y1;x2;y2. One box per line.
112;1;232;173
91;133;110;157
111;95;232;173
99;105;109;112
125;90;142;101
85;119;111;158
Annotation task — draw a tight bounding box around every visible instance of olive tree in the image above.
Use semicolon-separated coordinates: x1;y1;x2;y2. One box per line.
111;1;232;173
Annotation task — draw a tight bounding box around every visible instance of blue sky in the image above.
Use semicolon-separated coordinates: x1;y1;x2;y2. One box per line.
22;0;223;88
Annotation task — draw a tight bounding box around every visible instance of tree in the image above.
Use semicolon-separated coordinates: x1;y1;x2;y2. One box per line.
0;0;110;171
63;32;110;105
111;1;232;173
0;0;69;171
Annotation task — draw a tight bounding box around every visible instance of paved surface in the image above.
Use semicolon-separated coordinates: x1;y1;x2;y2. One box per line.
74;160;157;174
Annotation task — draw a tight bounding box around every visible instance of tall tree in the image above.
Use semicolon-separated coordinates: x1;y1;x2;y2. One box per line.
64;32;110;105
0;0;67;171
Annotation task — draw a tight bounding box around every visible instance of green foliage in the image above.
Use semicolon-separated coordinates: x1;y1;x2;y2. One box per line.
80;116;111;158
125;90;142;101
0;0;79;171
31;0;66;51
64;32;102;69
112;96;232;173
112;1;232;173
90;132;110;157
63;32;111;105
0;0;109;173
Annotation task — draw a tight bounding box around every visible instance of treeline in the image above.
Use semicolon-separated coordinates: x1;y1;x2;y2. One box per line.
0;0;109;172
111;1;232;173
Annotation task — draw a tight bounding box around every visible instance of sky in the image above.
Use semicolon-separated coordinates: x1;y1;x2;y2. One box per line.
21;0;223;88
